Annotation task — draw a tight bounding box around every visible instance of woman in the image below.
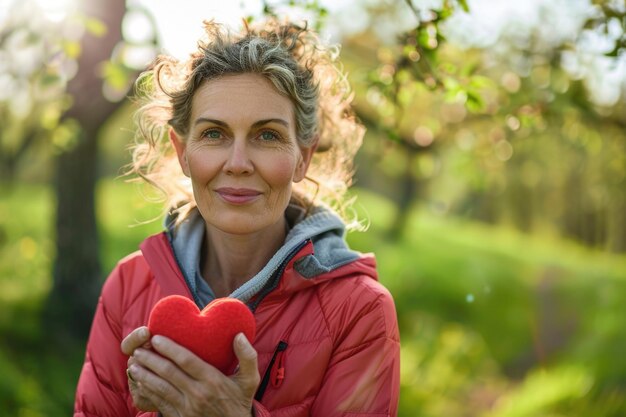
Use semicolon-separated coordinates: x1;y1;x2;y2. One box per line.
74;19;400;417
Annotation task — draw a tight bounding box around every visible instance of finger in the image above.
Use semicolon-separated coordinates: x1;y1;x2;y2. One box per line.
126;362;159;411
121;326;151;355
127;367;136;383
150;335;217;380
233;333;260;393
133;346;193;392
127;355;151;380
140;385;182;417
126;360;148;385
127;351;143;368
128;362;183;407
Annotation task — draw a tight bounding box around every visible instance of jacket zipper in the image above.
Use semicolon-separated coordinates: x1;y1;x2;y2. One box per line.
248;239;310;312
255;340;288;402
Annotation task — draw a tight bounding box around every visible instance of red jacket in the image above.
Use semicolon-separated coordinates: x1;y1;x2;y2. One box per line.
74;232;400;417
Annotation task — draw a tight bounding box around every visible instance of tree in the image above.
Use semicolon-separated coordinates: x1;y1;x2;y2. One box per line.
1;0;158;340
0;2;67;181
336;0;626;249
46;0;131;339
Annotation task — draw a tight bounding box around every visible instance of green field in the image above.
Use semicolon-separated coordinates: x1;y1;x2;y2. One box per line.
1;179;625;416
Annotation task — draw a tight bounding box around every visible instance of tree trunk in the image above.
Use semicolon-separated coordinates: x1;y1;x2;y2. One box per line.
45;0;127;341
608;190;625;253
50;128;102;337
389;147;420;239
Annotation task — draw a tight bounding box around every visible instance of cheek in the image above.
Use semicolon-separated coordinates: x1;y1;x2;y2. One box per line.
263;158;299;189
187;153;219;180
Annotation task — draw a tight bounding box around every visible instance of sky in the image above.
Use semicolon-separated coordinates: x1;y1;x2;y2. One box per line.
123;0;368;59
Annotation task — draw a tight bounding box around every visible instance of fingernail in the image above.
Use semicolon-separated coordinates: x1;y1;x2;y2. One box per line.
152;335;162;346
236;333;246;347
139;327;147;338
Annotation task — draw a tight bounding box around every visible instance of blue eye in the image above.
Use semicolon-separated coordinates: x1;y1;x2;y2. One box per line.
260;131;279;141
202;129;222;140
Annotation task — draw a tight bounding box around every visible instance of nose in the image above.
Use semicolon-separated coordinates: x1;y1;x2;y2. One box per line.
223;139;254;176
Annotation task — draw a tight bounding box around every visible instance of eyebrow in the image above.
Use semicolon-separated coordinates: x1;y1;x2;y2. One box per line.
193;117;290;129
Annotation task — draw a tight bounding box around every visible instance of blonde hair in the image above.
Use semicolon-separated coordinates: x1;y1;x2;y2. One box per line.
129;19;364;224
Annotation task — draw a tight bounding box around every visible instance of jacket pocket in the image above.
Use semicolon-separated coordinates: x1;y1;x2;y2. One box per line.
255;340;288;402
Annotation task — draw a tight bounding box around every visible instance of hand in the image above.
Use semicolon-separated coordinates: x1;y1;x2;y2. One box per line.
127;332;260;417
121;326;159;411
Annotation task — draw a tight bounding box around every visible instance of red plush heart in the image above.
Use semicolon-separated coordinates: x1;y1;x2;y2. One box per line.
148;295;256;374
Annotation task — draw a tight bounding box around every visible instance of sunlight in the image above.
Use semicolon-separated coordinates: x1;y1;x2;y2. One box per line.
130;0;260;59
130;0;358;59
32;0;76;22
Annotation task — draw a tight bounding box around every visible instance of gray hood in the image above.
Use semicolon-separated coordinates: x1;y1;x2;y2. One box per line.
166;204;360;308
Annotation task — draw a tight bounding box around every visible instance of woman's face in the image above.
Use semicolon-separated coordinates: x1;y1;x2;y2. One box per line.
171;73;314;236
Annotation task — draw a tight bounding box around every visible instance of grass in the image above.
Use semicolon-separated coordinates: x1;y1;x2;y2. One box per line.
347;189;626;416
96;179;164;273
1;180;625;416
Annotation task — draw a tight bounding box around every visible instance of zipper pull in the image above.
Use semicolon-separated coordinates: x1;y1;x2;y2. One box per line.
255;340;288;402
271;341;288;388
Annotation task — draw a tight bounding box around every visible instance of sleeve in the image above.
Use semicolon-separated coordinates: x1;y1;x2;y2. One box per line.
252;400;272;417
310;280;401;417
73;263;155;417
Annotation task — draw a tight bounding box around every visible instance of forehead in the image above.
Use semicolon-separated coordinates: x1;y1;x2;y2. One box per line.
190;73;295;124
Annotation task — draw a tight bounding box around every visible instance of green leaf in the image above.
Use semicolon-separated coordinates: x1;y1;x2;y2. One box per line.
440;62;458;75
458;0;470;12
460;62;478;77
386;129;402;143
443;77;460;91
39;72;61;87
62;40;81;59
41;105;62;130
84;17;107;38
466;90;485;112
469;75;495;89
605;45;620;57
439;7;453;20
101;61;131;90
51;119;80;152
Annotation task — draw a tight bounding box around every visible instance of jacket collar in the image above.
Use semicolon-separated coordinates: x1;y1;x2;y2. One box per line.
140;204;376;306
139;232;193;299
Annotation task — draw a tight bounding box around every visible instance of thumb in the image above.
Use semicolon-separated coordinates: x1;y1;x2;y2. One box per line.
233;333;260;393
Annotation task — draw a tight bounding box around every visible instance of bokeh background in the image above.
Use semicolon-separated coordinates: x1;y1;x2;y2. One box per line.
1;0;625;415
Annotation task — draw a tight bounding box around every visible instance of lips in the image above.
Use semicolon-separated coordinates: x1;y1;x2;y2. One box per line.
215;187;262;204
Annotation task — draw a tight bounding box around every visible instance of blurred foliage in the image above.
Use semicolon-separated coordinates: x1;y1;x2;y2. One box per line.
335;0;626;251
348;189;626;417
0;0;157;180
0;1;71;180
1;0;626;416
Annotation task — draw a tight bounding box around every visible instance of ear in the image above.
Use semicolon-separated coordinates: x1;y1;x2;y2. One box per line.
170;129;190;177
293;136;318;183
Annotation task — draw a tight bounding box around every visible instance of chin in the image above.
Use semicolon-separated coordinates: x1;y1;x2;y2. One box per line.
209;214;278;236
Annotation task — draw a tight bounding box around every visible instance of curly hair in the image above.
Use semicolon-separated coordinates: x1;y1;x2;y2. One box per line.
129;19;364;225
